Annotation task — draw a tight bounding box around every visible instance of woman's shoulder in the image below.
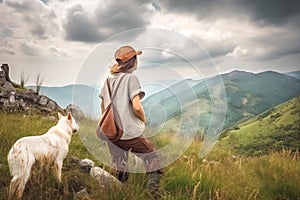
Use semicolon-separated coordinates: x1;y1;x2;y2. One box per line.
122;73;139;81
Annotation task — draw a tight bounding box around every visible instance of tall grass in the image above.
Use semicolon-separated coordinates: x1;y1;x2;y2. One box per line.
35;73;43;94
0;113;299;199
20;69;29;88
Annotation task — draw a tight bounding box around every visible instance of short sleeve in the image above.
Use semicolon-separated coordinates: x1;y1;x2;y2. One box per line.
128;75;145;101
99;88;104;99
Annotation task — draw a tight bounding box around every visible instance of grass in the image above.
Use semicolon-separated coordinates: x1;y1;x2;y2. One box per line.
217;96;300;157
0;97;300;199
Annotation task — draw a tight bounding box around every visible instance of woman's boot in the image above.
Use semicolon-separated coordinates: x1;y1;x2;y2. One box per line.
146;171;162;199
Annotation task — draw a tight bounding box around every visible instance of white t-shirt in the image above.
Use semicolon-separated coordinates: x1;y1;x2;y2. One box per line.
99;72;145;140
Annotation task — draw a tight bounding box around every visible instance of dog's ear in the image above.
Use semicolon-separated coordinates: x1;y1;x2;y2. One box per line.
58;112;63;119
67;112;72;121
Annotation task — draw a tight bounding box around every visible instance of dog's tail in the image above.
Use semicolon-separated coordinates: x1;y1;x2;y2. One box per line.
7;140;35;199
8;140;26;176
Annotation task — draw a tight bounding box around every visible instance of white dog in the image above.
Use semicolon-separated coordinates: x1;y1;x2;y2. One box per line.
7;112;79;200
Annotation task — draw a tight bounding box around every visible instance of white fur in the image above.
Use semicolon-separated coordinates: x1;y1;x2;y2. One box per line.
7;112;79;200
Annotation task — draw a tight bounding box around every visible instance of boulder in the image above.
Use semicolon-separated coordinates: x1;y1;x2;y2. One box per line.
80;158;122;188
0;70;6;85
39;95;48;106
1;63;11;82
9;92;16;104
73;188;90;200
0;63;63;115
66;104;85;120
1;82;15;92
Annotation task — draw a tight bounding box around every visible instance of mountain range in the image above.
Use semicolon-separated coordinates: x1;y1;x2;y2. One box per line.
27;70;300;131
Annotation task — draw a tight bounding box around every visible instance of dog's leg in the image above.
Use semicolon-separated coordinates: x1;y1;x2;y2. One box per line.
8;176;21;200
52;159;65;195
16;155;35;200
8;147;35;200
9;165;33;200
53;160;63;182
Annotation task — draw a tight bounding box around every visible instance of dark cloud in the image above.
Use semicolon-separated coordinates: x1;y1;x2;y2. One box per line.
31;25;46;38
159;0;300;61
4;0;33;12
19;42;40;56
4;0;58;39
64;1;152;43
40;0;48;5
254;29;300;60
2;28;13;37
160;0;300;26
64;5;105;42
152;2;161;11
160;0;220;22
95;1;150;32
233;0;300;26
0;48;15;55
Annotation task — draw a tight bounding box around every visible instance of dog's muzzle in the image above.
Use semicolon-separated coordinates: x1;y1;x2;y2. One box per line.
73;129;78;134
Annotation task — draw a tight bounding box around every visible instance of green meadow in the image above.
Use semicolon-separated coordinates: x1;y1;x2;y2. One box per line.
0;96;299;199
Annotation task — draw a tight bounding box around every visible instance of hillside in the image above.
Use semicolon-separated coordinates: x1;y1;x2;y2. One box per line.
1;65;300;199
0;104;299;199
215;96;300;157
143;70;300;131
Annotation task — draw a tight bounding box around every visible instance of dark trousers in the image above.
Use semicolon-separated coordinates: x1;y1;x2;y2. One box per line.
107;135;162;182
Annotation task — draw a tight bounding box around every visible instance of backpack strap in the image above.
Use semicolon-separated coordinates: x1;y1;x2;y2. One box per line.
106;74;126;102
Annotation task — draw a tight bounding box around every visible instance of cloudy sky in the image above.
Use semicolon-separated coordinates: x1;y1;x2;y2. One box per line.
0;0;300;86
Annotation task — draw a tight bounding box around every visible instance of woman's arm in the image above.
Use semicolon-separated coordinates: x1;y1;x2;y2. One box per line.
100;100;105;114
132;95;146;123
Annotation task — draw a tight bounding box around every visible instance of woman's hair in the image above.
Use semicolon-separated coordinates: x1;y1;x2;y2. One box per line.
110;55;137;74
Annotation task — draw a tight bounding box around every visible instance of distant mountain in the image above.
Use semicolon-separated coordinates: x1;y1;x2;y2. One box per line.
28;71;300;130
286;71;300;79
27;85;76;108
142;78;201;128
198;70;300;130
143;70;300;132
27;85;100;118
27;83;175;118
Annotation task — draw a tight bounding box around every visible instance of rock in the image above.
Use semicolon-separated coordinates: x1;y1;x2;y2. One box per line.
1;63;11;82
3;100;9;108
80;159;95;173
80;158;122;188
66;104;85;120
48;116;56;121
47;100;57;110
90;166;122;187
39;95;48;106
74;188;90;200
69;155;81;164
40;106;52;113
1;82;15;92
0;70;6;85
0;63;63;115
0;90;8;98
9;92;16;104
68;175;85;194
19;99;26;109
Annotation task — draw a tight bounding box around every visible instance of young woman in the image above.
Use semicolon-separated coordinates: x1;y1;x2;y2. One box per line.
99;46;162;199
